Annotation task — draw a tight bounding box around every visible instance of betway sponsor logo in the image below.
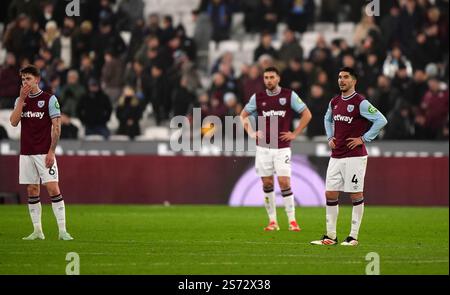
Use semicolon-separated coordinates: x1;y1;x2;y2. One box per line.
262;110;286;117
333;114;353;124
21;111;45;119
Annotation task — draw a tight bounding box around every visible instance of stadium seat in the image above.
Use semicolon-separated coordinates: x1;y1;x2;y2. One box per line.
143;126;171;140
109;135;130;141
107;112;120;133
120;31;132;47
314;22;336;33
0;110;20;140
337;22;355;35
218;40;240;53
84;135;105;141
312;135;329;142
300;32;319;58
69;117;85;139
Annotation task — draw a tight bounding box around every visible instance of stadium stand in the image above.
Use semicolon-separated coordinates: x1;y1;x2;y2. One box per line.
0;0;448;141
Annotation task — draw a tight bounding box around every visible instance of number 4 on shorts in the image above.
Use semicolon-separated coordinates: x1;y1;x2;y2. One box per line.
351;174;358;184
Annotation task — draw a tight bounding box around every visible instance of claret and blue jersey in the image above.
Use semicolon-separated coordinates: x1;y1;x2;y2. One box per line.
324;92;388;158
244;87;307;149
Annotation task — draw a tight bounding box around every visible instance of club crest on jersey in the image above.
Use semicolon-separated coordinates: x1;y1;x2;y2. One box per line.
38;100;45;108
279;98;287;106
347;105;354;112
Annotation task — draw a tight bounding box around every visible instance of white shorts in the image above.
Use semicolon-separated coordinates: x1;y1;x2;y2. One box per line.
325;156;368;193
255;146;291;177
19;155;59;184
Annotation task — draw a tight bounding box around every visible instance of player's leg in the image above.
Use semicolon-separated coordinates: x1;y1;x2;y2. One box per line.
35;155;73;240
341;156;368;246
311;158;344;245
44;182;73;240
261;176;278;230
20;155;45;240
273;148;300;231
256;147;279;231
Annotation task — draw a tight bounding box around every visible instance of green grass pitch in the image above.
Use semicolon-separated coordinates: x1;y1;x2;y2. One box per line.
0;205;448;275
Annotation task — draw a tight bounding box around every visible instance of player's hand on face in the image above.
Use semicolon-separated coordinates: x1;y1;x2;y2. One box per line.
280;131;296;142
346;137;363;149
45;151;55;168
19;85;31;100
328;137;336;149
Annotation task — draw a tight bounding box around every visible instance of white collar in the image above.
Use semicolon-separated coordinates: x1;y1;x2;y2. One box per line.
266;86;281;96
341;91;357;100
28;90;43;98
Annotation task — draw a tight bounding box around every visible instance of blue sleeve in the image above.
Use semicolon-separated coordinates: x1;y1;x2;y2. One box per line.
244;94;257;113
324;102;334;140
359;100;388;142
48;95;61;119
290;91;307;113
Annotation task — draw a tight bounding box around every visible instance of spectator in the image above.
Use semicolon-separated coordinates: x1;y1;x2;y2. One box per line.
160;15;175;45
0;52;20;109
101;50;124;106
380;4;401;50
124;61;145;101
98;0;116;26
286;0;315;34
77;78;112;139
419;78;449;138
238;64;265;104
370;75;399;116
60;70;86;117
172;76;197;117
42;21;60;49
281;57;307;96
406;69;429;107
116;86;143;139
145;13;162;40
359;53;381;91
51;18;75;70
255;0;281;35
37;1;56;29
384;101;415;140
174;25;198;62
72;21;95;69
278;29;303;67
207;0;232;42
224;91;242;117
127;18;147;62
254;32;278;62
3;14;32;61
383;46;414;79
398;0;425;57
143;63;171;126
353;15;380;49
93;19;126;71
391;65;413;100
78;54;98;88
306;84;329;138
7;0;40;23
60;113;79;139
116;0;145;31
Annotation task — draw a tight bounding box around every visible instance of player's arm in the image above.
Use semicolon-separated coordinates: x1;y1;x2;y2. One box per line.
10;85;32;127
324;102;336;149
359;100;388;142
346;100;388;149
280;92;312;141
46;96;62;168
240;94;262;139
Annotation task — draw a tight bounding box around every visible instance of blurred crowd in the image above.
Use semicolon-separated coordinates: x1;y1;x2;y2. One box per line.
0;0;448;141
